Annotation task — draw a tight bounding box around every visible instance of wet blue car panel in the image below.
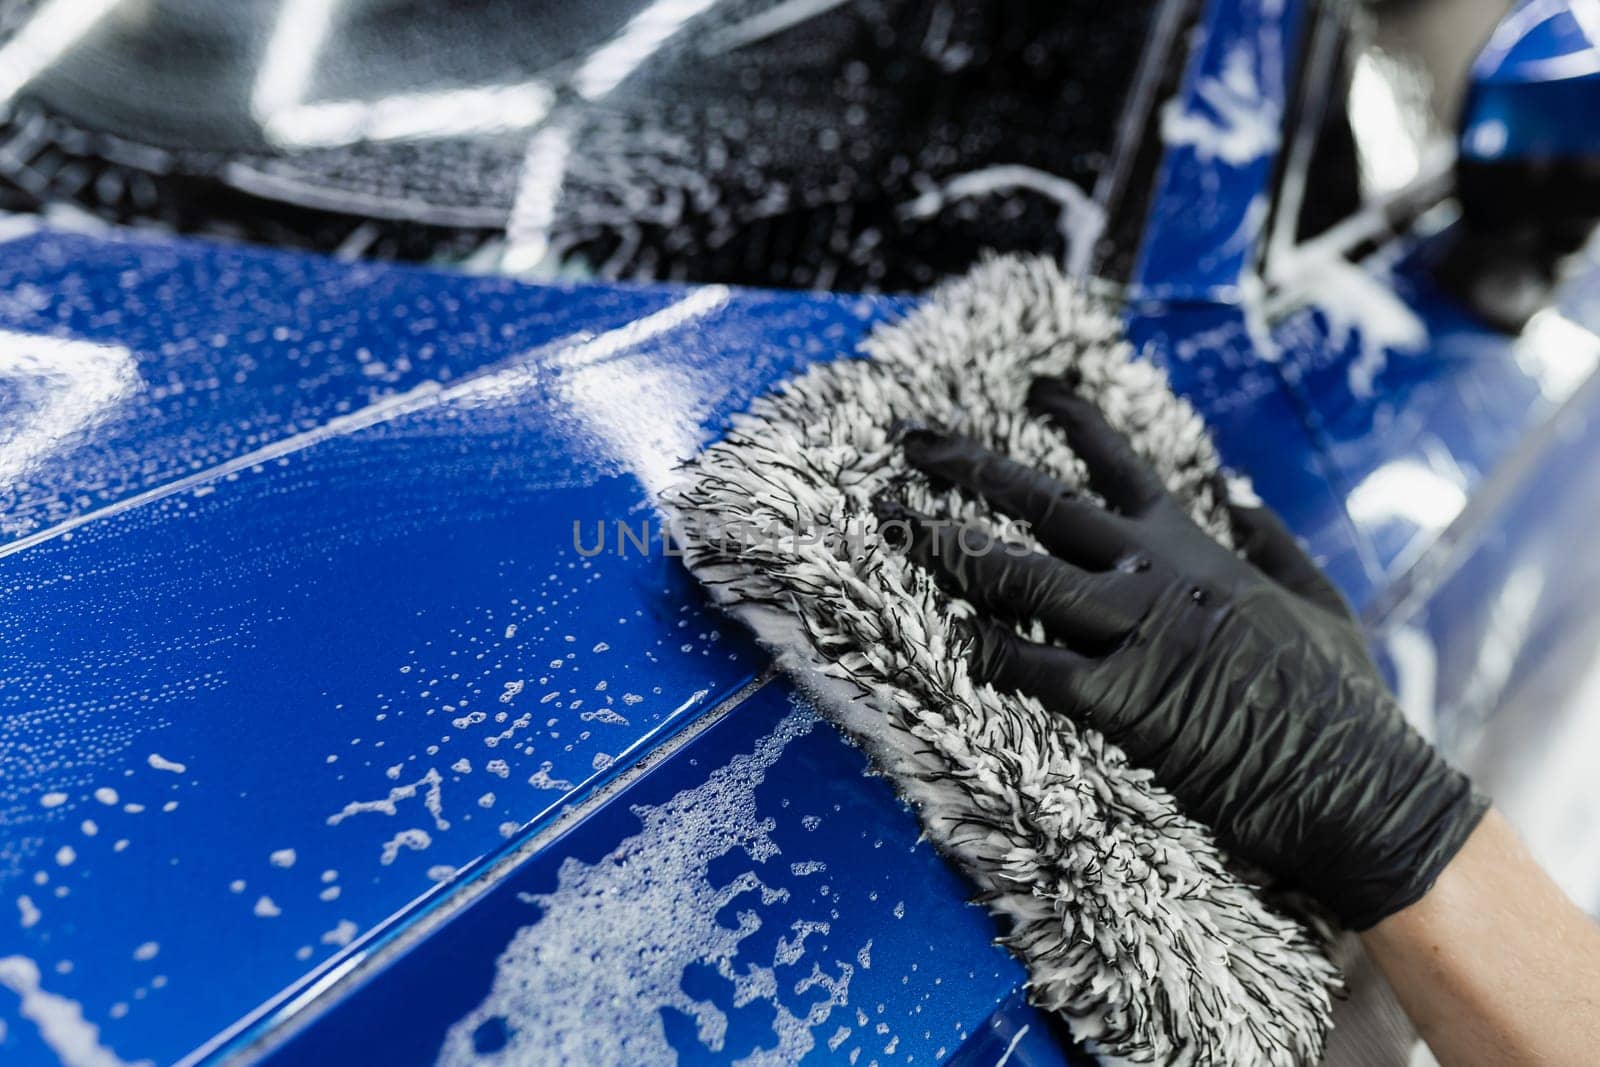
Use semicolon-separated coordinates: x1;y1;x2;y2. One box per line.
0;226;684;547
1132;0;1308;302
1366;364;1600;753
1269;232;1600;581
252;678;1063;1066
0;231;910;1066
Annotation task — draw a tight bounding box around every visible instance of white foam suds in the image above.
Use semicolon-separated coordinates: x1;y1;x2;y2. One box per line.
774;920;830;967
229;880;246;894
269;849;297;869
132;943;158;962
55;846;76;867
327;768;448;831
17;896;40;929
40;793;67;809
482;713;532;749
320;920;359;947
1161;43;1280;166
93;788;118;806
499;680;525;704
379;829;433;865
254;896;281;918
146;754;186;775
897;165;1104;275
80;821;97;837
0;956;147;1067
436;702;860;1065
485;760;509;779
526;762;574;792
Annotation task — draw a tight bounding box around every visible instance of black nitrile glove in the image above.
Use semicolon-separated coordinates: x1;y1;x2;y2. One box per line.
882;377;1488;930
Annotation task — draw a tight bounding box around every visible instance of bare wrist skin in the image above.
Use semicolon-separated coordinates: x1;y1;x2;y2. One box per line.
1361;809;1600;1066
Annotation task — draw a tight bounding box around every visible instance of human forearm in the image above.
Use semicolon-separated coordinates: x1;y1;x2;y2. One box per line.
1362;809;1600;1066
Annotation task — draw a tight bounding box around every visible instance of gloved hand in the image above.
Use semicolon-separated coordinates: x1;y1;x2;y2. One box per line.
881;376;1488;930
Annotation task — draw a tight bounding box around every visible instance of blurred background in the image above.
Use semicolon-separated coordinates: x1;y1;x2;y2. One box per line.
0;0;1516;283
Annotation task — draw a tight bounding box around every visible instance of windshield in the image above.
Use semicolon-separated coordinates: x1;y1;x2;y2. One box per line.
4;0;1170;289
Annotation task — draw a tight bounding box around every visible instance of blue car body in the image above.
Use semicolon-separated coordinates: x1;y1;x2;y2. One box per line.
4;0;1600;1063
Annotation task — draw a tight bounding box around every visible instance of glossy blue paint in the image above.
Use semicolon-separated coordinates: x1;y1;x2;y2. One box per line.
0;228;913;1065
0;227;688;546
1268;226;1600;585
253;679;1079;1066
1360;359;1600;828
1131;0;1308;302
1460;0;1600;163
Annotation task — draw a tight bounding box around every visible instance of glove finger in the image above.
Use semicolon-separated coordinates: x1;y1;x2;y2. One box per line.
963;616;1107;723
1226;502;1351;617
1027;377;1167;516
882;502;1150;648
898;428;1131;568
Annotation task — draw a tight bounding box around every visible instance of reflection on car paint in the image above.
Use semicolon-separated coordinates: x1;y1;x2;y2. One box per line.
0;230;906;1065
257;679;1057;1066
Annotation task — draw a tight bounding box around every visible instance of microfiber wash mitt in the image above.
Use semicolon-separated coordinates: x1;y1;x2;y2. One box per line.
663;255;1340;1065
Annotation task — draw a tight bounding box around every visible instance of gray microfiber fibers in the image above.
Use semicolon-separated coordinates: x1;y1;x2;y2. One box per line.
663;255;1341;1065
